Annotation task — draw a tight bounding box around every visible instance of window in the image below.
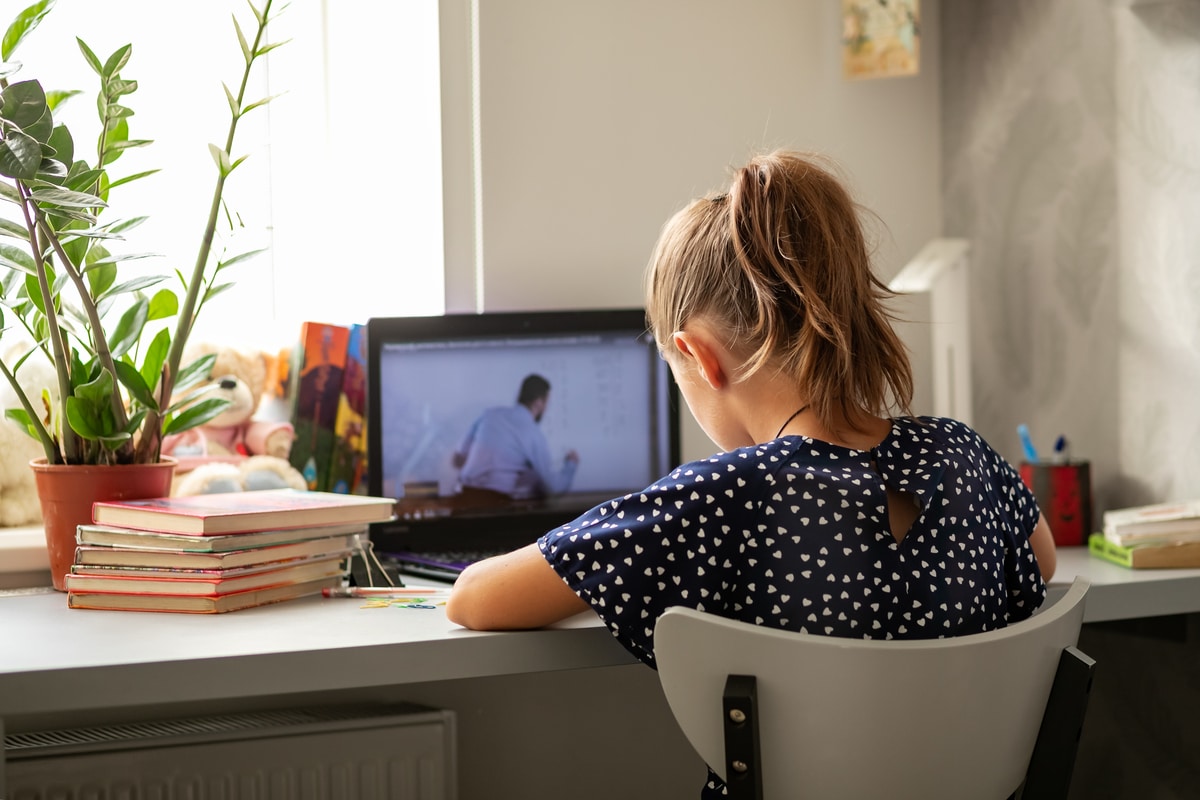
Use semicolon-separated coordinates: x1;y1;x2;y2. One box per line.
9;0;445;350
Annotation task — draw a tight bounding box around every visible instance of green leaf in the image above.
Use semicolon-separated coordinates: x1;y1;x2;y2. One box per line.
106;78;137;99
65;397;99;438
65;168;104;193
73;365;113;406
36;157;66;179
100;44;132;79
208;143;232;174
223;82;239;117
174;352;218;393
99;274;166;297
217;247;266;269
146;288;178;320
107;167;158;189
0;217;28;239
163;396;232;436
0;182;21;203
24;270;47;313
105;103;133;120
107;216;147;234
45;89;81;111
139;326;169;391
44;123;71;164
2;0;56;61
232;16;252;64
107;295;149;356
0;129;42;179
255;40;290;58
241;93;281;116
204;282;234;302
28;185;105;209
112;358;157;411
0;61;23;80
0;242;35;273
75;37;102;75
4;407;35;434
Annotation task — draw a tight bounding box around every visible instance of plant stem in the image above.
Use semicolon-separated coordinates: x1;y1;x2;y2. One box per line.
36;213;133;452
17;183;77;464
0;359;56;462
135;0;274;463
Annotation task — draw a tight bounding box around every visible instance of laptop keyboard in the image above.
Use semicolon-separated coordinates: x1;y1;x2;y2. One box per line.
384;549;510;583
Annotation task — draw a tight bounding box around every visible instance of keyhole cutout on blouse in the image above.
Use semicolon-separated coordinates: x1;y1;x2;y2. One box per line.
885;488;921;544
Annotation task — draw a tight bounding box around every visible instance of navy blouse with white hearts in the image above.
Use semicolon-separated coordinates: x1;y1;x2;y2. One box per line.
538;416;1047;669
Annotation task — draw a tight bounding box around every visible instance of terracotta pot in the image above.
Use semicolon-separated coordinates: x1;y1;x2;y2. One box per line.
30;457;177;592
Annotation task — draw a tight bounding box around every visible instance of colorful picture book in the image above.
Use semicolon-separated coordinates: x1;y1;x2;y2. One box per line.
73;532;362;570
64;553;349;596
1088;532;1200;570
288;321;352;492
328;322;368;495
67;575;344;614
90;489;395;535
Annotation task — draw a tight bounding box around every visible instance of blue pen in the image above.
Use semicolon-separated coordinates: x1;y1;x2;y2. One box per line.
1017;424;1039;463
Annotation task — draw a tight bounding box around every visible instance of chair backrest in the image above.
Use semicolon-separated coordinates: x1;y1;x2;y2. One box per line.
655;578;1090;800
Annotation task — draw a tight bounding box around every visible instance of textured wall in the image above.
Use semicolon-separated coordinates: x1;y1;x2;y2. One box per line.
942;0;1200;514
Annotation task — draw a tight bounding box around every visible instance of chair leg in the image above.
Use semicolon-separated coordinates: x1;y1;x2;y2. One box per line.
1021;646;1097;800
723;674;763;800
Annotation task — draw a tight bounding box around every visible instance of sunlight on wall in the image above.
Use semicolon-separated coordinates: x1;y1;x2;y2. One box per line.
9;0;444;353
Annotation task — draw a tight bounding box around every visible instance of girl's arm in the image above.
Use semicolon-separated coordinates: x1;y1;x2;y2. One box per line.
1029;514;1057;582
446;542;591;630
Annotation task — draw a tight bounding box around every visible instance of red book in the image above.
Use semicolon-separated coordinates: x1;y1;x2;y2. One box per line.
64;553;350;596
91;489;396;535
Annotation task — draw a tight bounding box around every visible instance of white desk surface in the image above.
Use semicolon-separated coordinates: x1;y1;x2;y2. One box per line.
2;546;1198;720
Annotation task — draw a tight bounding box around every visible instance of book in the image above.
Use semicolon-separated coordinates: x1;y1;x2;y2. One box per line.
328;322;368;495
68;554;349;581
90;489;396;535
76;521;371;552
73;532;362;570
67;574;344;614
288;321;352;492
1088;532;1200;569
64;553;350;596
1103;499;1200;545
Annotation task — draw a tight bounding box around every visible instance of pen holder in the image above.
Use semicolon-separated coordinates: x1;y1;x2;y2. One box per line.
1019;461;1093;547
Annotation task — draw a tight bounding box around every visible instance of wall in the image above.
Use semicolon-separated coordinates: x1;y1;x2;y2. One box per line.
942;0;1200;510
442;0;945;462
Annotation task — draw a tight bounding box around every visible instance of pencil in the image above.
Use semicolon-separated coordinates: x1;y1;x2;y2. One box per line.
323;586;453;598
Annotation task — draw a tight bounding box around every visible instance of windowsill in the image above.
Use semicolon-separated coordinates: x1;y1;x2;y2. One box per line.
0;526;52;589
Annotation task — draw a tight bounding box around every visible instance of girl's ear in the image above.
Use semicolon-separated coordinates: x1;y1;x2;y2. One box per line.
671;330;727;390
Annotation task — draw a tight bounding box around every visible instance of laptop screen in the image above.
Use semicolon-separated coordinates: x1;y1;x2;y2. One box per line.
366;309;681;558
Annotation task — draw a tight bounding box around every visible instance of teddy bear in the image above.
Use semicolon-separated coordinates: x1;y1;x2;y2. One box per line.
0;345;56;527
162;343;307;496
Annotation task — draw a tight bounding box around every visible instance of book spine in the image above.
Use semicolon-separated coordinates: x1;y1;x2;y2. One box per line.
288;322;352;492
327;322;369;495
1102;500;1200;528
1088;532;1133;568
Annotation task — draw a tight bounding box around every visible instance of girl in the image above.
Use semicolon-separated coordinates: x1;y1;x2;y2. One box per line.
446;150;1056;795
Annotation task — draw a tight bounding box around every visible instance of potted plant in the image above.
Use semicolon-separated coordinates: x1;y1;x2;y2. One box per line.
0;0;284;589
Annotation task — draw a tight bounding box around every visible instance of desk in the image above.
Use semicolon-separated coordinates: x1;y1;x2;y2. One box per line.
2;548;1199;799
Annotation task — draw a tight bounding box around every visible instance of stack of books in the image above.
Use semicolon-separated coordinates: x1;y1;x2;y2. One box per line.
65;489;396;613
1089;498;1200;569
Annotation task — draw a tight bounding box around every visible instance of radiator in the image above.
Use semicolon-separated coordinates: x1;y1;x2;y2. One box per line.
2;703;456;800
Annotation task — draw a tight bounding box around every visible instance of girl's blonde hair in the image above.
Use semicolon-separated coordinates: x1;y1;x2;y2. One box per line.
645;150;913;434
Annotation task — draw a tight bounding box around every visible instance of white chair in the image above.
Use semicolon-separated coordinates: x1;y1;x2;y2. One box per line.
654;578;1094;800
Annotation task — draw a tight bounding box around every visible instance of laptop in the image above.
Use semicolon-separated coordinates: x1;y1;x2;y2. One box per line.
365;308;681;582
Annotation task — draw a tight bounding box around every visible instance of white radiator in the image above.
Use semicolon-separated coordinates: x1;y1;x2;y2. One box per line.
2;704;456;800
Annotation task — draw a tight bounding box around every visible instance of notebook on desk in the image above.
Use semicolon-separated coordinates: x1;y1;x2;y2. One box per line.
365;308;681;582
